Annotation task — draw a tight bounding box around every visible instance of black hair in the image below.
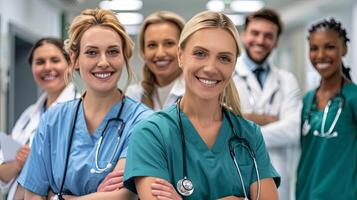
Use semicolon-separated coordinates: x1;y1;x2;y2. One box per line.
27;37;69;65
245;8;283;38
308;18;351;80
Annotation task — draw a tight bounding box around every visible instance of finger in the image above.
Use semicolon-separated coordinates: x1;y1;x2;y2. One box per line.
151;189;172;198
155;178;174;188
156;196;172;200
107;176;123;185
151;183;171;192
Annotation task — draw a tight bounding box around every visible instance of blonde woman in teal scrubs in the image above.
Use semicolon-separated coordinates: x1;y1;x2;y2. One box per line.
124;11;280;200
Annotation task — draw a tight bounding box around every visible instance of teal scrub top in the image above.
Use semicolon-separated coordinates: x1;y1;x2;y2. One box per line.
296;83;357;200
124;104;280;199
18;97;152;196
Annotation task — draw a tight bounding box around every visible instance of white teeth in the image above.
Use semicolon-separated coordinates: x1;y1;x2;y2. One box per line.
155;60;170;66
316;63;330;69
198;78;218;85
94;73;111;79
43;75;56;81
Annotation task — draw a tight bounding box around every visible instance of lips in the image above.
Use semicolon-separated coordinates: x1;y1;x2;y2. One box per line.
315;63;330;70
92;72;113;79
41;74;57;81
196;76;220;87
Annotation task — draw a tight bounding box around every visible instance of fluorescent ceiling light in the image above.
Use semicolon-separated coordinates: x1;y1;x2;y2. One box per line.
226;14;245;26
100;0;143;11
206;0;225;12
230;0;265;13
116;12;144;25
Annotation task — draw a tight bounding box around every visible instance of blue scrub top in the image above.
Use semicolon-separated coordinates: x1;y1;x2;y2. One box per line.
18;97;152;196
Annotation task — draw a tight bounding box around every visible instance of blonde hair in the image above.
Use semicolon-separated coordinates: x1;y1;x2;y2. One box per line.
179;11;242;115
138;11;185;108
64;8;134;89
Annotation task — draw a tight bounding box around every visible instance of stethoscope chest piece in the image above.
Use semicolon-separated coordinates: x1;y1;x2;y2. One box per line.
177;177;194;196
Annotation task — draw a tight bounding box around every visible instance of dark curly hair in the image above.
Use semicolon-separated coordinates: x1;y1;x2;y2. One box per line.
308;18;351;80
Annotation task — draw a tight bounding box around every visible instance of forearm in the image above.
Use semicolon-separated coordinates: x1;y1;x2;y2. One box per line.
0;161;21;182
25;190;46;200
65;188;135;200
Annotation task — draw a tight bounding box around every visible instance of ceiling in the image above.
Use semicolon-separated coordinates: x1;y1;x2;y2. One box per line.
48;0;298;20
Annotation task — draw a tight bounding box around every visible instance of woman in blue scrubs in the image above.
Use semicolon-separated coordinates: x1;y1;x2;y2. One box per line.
17;8;152;199
296;18;357;200
124;11;280;200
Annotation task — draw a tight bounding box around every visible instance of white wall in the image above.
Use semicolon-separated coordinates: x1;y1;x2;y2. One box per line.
0;0;62;132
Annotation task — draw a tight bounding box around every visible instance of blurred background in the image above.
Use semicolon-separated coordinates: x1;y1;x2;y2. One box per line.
0;0;356;134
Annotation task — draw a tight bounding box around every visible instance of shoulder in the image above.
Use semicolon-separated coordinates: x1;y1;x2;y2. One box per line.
303;89;315;102
343;82;357;98
270;66;297;81
132;105;178;136
228;112;261;138
125;83;143;101
122;96;153;123
43;99;80;125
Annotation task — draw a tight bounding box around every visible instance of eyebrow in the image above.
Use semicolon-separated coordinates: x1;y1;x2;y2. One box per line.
84;45;121;49
193;45;234;56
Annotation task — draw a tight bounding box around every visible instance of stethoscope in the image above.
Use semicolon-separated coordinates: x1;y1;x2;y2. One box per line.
302;88;344;138
55;95;126;200
238;73;280;114
175;99;261;200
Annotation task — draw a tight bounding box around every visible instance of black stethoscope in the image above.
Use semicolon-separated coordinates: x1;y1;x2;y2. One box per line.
175;99;261;200
55;96;126;200
302;84;345;138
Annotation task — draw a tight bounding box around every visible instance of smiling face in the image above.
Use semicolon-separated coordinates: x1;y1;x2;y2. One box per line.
74;25;124;95
179;28;237;101
309;29;347;80
143;22;181;86
32;43;68;96
242;18;278;64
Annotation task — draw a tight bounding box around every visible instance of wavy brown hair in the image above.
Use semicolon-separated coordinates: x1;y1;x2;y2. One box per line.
138;11;185;108
64;8;134;88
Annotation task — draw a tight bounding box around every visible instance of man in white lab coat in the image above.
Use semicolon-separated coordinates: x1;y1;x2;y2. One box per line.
233;8;302;200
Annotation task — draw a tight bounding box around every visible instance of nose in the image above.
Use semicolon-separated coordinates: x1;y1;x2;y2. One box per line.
97;53;110;68
316;48;326;59
155;45;166;58
255;34;265;44
202;57;217;74
43;61;52;71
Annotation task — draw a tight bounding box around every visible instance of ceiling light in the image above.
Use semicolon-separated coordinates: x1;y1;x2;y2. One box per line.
226;14;245;26
100;0;143;11
116;12;143;25
206;0;225;12
230;0;265;13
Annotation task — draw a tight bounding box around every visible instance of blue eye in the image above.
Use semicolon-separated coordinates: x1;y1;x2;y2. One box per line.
85;50;97;56
193;50;206;58
108;49;120;56
219;55;232;64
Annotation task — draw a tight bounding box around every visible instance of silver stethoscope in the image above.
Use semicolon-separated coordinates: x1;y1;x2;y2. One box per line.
55;96;126;200
176;99;261;200
302;88;344;138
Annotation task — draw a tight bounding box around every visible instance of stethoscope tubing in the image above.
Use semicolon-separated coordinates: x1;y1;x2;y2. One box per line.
176;98;260;199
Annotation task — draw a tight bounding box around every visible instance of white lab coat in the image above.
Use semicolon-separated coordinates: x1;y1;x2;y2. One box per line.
233;57;302;200
126;75;185;111
0;83;78;200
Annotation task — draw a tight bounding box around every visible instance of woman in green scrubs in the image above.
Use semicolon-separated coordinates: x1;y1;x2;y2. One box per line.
124;11;280;200
296;18;357;200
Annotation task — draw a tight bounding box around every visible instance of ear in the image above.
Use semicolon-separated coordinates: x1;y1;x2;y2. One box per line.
70;51;79;70
342;45;348;57
177;47;183;68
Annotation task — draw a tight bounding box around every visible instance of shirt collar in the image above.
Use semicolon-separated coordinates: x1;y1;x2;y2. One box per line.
242;52;270;72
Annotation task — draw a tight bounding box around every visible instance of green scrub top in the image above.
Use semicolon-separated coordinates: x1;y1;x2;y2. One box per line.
124;104;280;199
297;82;357;200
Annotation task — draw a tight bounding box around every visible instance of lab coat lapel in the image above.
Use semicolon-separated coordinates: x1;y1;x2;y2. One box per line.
258;67;280;107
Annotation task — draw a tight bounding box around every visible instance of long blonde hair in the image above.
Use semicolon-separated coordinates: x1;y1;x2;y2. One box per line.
179;11;242;115
64;8;134;89
138;11;185;108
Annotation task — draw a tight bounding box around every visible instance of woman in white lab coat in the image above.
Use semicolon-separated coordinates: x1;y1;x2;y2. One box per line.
0;37;77;200
126;11;185;110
